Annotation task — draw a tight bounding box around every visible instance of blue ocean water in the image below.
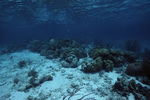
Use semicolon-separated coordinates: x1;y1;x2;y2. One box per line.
0;0;150;45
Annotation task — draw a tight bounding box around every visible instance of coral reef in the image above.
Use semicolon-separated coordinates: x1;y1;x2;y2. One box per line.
1;39;140;74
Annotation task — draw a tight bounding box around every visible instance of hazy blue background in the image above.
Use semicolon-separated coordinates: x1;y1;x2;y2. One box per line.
0;0;150;46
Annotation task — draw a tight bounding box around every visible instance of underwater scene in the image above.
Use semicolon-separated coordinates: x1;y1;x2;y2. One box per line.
0;0;150;100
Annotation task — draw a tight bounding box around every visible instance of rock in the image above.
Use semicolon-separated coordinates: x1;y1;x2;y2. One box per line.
142;58;150;79
27;95;37;100
146;91;150;99
18;60;26;68
128;79;136;91
113;77;150;99
39;75;53;84
134;93;146;100
125;62;143;76
69;57;78;68
113;78;130;96
25;75;53;90
14;78;19;84
28;69;38;77
136;76;150;85
29;77;39;87
61;60;70;68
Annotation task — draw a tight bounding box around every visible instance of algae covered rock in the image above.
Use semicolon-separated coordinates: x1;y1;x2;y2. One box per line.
110;49;124;56
125;58;150;84
26;74;53;90
81;57;103;73
109;49;125;66
39;75;53;84
59;39;79;48
88;47;138;68
61;48;86;68
125;62;143;76
113;77;150;99
113;77;131;96
39;39;86;59
62;48;86;59
103;60;114;72
49;39;79;49
110;56;125;67
95;57;103;69
62;57;78;68
28;69;38;77
81;60;97;72
81;58;115;73
40;49;56;59
97;48;110;57
88;48;110;59
61;49;78;68
29;40;44;52
61;60;70;68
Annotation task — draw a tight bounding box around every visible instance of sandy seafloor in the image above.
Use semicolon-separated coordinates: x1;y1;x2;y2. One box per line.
0;50;149;100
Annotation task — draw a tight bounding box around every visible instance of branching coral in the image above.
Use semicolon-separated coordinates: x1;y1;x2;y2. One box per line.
63;88;96;100
124;39;141;53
